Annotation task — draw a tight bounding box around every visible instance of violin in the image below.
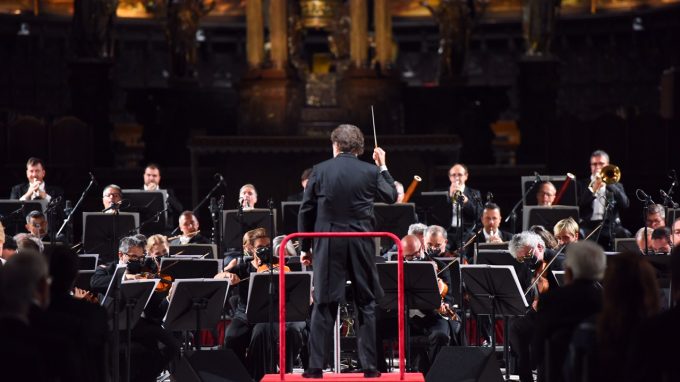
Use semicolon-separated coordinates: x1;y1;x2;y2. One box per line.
137;255;174;293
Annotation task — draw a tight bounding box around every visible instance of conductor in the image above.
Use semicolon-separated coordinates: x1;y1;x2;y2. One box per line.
298;124;398;378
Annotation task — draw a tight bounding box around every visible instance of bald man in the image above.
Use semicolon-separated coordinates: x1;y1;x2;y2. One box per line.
401;234;424;261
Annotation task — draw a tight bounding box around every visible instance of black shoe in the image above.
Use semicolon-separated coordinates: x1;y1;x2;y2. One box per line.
302;368;323;379
364;369;381;378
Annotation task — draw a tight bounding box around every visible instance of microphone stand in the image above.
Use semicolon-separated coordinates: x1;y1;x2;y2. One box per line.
170;177;225;236
505;178;540;234
126;205;170;236
595;190;617;251
57;175;97;238
45;197;62;244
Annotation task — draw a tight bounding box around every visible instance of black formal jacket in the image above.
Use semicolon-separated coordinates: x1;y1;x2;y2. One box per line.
298;153;398;303
577;179;629;224
169;233;211;245
10;182;64;200
531;278;602;369
454;186;483;230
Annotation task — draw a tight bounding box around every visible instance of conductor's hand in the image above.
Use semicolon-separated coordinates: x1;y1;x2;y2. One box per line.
373;147;386;167
301;251;313;266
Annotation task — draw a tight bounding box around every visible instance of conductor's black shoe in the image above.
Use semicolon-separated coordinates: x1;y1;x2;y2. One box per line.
363;369;381;378
302;368;323;378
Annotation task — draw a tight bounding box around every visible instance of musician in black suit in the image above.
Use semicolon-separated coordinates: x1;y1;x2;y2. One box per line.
531;241;604;382
9;157;64;202
168;211;210;245
577;150;630;249
298;124;398;378
142;163;183;228
447;163;482;251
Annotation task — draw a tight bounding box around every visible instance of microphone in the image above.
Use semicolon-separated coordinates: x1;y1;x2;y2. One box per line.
660;189;678;207
89;172;98;185
534;172;543;183
486;192;494;203
635;189;654;205
669;169;678;185
214;173;228;188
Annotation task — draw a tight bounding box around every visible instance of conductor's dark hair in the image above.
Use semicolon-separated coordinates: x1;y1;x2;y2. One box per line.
331;124;364;155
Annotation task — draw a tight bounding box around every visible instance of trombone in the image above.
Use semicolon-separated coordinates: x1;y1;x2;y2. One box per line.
588;164;621;192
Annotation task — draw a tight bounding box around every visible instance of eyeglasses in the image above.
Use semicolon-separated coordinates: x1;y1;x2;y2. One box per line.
123;252;146;261
448;173;465;177
104;193;122;198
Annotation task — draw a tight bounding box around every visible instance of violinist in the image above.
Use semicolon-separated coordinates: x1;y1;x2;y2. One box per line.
170;211;210;245
90;235;181;382
507;231;546;382
218;228;305;381
376;228;457;374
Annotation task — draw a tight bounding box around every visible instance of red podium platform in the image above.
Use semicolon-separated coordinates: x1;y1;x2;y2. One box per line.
261;372;425;382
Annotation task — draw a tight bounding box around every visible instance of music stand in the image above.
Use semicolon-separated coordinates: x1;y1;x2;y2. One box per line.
163;279;230;349
83;212;139;264
522;206;579;231
169;244;218;259
460;264;529;380
521;175;578;206
121;189;168;235
645;255;673;308
374;203;417;251
377;261;441;370
160;258;221;279
246;272;312;323
614;238;638;253
222;209;276;251
474;250;517;266
552;271;566;287
0;199;47;236
74;254;99;290
412;191;452;227
280;201;301;235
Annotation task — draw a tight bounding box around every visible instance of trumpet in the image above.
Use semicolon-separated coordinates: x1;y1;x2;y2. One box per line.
588;164;621;192
401;175;422;203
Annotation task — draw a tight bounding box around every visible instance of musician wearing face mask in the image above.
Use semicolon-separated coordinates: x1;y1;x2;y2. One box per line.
169;211;209;245
376;228;457;374
10;157;64;202
90;235;180;382
217;228;305;381
507;231;546;382
239;183;258;210
446;164;482;251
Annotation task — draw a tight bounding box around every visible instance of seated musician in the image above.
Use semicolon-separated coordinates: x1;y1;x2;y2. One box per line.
507;231;546;382
142;163;183;227
376;227;458;374
24;210;66;243
216;228;305;381
650;227;672;254
169;211;210;245
536;181;557;206
481;203;513;243
101;184;123;213
90;235;180;382
553;217;579;246
10;157;64;203
239;183;258;210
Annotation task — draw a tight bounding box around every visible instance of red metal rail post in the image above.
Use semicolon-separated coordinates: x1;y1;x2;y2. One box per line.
277;232;404;380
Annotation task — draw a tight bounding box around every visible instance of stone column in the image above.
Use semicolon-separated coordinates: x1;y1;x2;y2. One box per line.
246;0;264;69
269;0;288;71
374;0;392;70
349;0;368;69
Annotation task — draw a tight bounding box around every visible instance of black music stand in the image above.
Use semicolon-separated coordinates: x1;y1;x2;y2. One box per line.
121;190;168;235
552;271;566;287
474;250;517;266
169;244;218;259
522;206;579;231
159;258;221;280
376;261;440;370
460;264;529;381
222;209;276;251
163;279;230;349
645;255;673;309
75;254;99;290
0;199;47;236
614;238;638;253
280;201;301;235
374;203;417;251
83;212;139;264
246;272;312;323
412;191;452;227
521;175;578;206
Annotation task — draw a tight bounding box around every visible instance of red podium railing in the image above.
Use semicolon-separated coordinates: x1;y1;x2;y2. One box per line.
276;232;406;381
